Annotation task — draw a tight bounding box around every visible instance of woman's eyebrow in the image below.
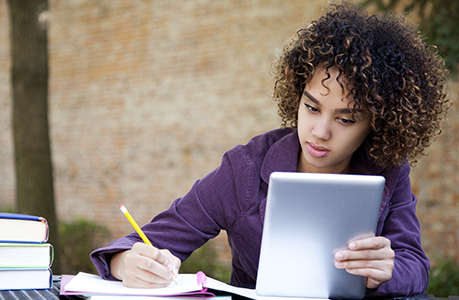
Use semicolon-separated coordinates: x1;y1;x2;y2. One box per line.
303;90;352;114
303;90;320;105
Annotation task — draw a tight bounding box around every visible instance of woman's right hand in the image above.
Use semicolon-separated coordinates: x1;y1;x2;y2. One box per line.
110;242;181;288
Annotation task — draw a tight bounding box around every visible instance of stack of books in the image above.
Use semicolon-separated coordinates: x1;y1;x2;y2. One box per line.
0;212;54;290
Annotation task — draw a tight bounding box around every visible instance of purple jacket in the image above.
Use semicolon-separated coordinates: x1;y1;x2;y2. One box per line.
91;128;429;296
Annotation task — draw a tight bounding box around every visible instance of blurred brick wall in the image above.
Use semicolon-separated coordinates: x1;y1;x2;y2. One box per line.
411;82;459;263
0;0;457;266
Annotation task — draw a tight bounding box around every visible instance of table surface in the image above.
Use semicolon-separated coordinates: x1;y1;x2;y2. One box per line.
1;276;458;300
0;276;68;300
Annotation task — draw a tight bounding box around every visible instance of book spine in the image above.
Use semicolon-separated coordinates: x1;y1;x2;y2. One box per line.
49;243;54;267
0;213;41;221
41;217;49;243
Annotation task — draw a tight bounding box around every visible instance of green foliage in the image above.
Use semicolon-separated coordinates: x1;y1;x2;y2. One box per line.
426;256;459;297
59;218;111;275
361;0;459;74
0;206;16;213
180;243;231;283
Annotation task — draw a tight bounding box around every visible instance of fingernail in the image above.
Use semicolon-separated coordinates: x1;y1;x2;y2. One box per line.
349;243;356;250
335;261;343;268
173;267;179;276
335;252;343;260
346;268;355;274
166;264;173;278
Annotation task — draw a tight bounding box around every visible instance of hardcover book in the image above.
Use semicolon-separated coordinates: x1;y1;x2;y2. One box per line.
0;212;49;243
0;243;54;268
0;268;53;290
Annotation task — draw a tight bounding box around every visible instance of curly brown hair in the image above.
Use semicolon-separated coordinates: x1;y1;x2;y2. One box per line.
272;1;450;168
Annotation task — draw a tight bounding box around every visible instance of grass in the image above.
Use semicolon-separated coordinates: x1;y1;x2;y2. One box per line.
180;243;231;283
426;256;459;297
59;217;111;275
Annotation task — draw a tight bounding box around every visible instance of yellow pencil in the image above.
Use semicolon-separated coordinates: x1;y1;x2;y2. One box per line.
119;204;177;284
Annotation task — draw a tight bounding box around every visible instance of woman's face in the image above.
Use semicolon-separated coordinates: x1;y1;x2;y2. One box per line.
297;68;372;174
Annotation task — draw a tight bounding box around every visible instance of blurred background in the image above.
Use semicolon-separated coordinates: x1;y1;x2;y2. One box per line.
0;0;458;296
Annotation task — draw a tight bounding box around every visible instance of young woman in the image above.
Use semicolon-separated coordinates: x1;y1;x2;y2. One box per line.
91;2;449;296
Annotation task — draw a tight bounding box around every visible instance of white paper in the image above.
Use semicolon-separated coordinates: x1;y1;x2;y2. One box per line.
90;296;229;300
65;272;328;300
64;272;203;296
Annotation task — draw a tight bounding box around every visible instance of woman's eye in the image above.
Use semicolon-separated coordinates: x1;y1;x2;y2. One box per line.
339;118;356;124
304;103;319;113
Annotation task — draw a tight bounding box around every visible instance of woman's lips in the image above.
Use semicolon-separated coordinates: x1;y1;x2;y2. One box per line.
307;142;330;158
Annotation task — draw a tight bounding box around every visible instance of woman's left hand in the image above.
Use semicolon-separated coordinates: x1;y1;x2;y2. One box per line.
334;236;395;289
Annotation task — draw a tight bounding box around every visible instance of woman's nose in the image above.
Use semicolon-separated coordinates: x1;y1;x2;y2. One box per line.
311;118;332;141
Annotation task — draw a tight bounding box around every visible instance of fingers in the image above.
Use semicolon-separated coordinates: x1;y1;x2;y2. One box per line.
335;237;393;261
334;237;394;289
116;243;181;288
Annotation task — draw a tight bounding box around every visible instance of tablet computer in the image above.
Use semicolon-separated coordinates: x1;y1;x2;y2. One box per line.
256;172;385;299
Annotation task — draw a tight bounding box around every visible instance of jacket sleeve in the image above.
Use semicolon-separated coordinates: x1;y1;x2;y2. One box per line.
366;163;430;296
90;150;241;280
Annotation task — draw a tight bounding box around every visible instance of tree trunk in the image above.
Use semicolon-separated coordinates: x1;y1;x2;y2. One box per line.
7;0;61;274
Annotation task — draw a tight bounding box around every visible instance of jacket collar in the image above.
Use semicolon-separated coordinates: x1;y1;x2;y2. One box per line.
260;129;300;184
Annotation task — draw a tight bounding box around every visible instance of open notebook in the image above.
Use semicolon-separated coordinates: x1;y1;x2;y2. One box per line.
61;272;329;300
